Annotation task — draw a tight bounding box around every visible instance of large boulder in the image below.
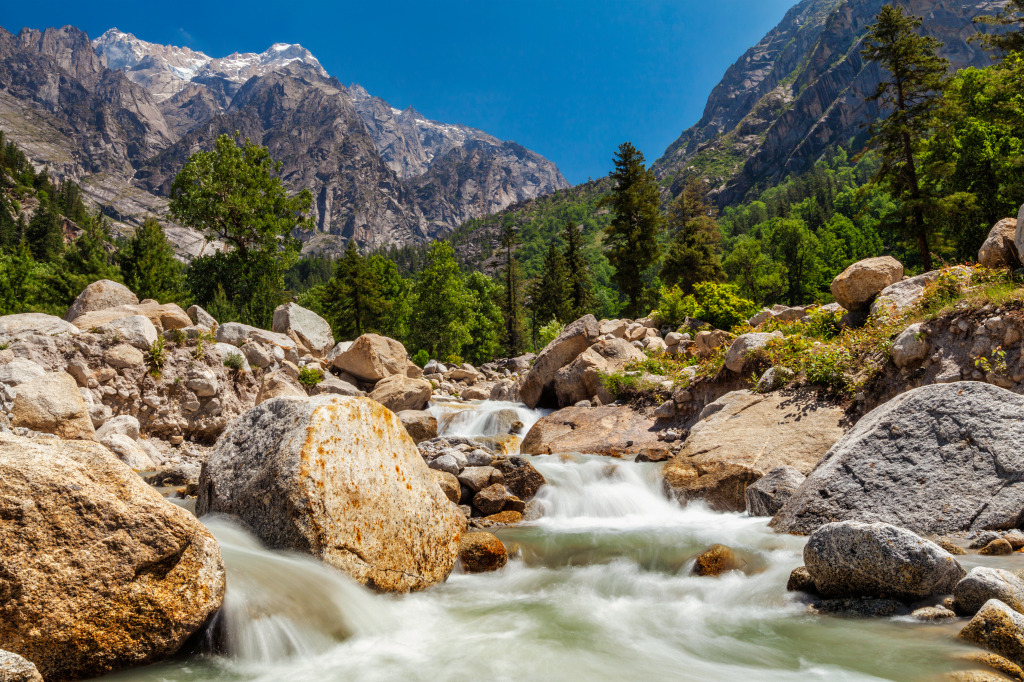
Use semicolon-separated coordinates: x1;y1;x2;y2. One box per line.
272;302;335;357
890;322;929;368
979;218;1019;268
0;433;225;680
830;256;903;311
70;302;192;334
663;390;845;511
64;280;139;321
369;375;432;412
11;372;95;439
521;404;660;456
196;395;464;592
955;568;1024;616
771;382;1024;536
960;599;1024;666
804;521;965;602
724;332;778;373
458;532;508;573
869;267;970;318
0;313;80;344
519;315;599;408
553;337;645;406
332;334;408;382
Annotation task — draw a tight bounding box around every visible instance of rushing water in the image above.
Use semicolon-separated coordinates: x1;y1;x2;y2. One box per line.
106;401;994;682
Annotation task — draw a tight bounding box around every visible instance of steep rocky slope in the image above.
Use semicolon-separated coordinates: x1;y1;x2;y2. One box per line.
653;0;1003;204
0;25;568;254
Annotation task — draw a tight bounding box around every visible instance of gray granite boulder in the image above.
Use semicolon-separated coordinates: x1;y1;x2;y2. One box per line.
803;521;965;602
954;567;1024;616
772;382;1024;535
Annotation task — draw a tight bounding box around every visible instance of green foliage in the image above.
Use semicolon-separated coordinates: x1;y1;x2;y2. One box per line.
601;142;663;316
171;134;311;327
652;285;696;328
297;366;324;388
411;241;473;360
319;241;412;341
562;221;596;319
223;351;246;372
463;271;503;365
660;178;725;292
530;241;570;324
412;349;430;367
861;4;950;271
974;0;1024;56
498;221;526;357
146;337;166;377
117;217;184;302
687;281;758;331
537;319;563;350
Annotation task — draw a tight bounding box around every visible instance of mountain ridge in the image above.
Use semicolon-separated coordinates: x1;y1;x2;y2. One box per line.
0;24;568;255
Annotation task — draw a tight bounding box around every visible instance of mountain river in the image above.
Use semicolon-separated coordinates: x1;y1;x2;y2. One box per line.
107;400;1005;681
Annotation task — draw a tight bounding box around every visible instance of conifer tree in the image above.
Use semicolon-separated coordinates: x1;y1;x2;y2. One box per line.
25;190;64;262
117;217;182;302
660;178;724;293
499;221;525;357
861;5;949;271
601;142;662;317
561;222;594;319
531;241;570;325
324;241;373;338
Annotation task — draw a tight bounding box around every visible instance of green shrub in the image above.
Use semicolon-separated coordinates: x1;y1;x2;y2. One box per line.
412;349;430;368
537;319;563;350
298;366;324;388
223;351;246;372
146;337;165;377
652;285;697;328
690;281;758;331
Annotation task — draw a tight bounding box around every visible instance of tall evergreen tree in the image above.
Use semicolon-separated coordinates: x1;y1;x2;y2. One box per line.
117;217;182;302
660;179;724;293
324;241;374;339
499;221;525;357
25;190;64;262
531;241;570;325
601;142;662;316
861;5;949;271
463;272;504;365
561;222;594;319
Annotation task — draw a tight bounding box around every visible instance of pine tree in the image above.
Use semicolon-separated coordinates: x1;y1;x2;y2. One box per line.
117;217;182;302
561;222;594;319
660;179;724;293
25;190;64;262
861;5;949;271
499;221;525;357
324;241;374;339
530;241;570;325
974;0;1024;56
601;142;662;317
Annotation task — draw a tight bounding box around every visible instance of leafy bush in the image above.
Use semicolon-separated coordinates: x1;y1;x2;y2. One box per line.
412;349;430;368
146;337;165;377
652;285;697;328
223;351;246;372
537;319;563;350
691;282;759;331
298;366;324;388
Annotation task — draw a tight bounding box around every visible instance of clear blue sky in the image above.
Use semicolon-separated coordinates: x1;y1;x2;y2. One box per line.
3;0;796;184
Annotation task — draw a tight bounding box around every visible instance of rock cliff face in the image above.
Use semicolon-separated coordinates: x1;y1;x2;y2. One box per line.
653;0;1003;204
0;25;568;254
